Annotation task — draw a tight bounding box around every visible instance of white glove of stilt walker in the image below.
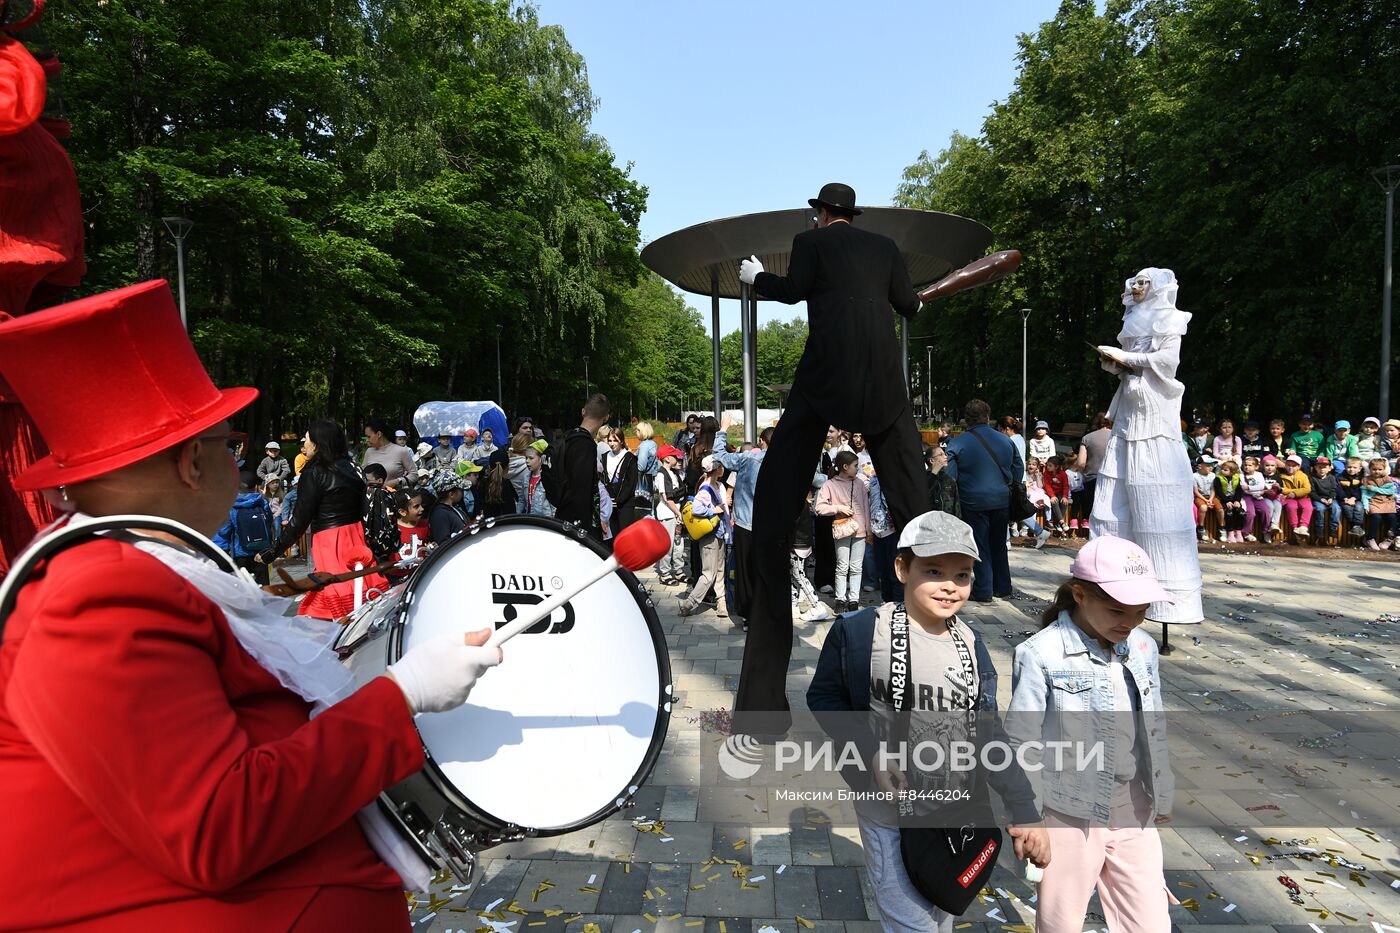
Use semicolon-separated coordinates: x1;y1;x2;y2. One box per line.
387;627;502;714
739;255;763;285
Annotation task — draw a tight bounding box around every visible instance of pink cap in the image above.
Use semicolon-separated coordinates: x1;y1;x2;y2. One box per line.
1068;535;1174;607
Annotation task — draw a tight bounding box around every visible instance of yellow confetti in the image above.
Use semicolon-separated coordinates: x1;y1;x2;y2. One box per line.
578;886;599;894
1180;898;1200;911
796;917;816;929
643;891;653;901
685;923;704;928
707;873;723;882
584;925;603;933
1001;925;1034;933
564;915;583;924
654;886;667;897
719;923;727;933
624;863;632;873
527;924;545;928
1178;881;1196;888
665;913;683;921
689;884;706;891
643;914;657;923
956;925;973;931
733;839;748;850
544;909;564;918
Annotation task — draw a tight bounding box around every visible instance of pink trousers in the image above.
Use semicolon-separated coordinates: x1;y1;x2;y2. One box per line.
1282;496;1314;532
1035;789;1171;933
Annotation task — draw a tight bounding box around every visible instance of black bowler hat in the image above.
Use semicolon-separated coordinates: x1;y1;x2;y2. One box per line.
808;182;862;216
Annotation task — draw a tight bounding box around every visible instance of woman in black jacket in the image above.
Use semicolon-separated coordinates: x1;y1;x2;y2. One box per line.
258;420;386;619
600;427;638;537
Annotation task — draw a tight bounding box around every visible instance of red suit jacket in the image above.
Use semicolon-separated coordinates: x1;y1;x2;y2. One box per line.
0;538;425;931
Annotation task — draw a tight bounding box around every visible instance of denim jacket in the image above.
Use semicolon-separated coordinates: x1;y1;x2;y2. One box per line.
1007;612;1173;821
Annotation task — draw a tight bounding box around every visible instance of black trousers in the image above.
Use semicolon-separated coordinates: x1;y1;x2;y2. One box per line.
234;554;269;586
812;516;835;589
731;525;755;620
734;389;925;733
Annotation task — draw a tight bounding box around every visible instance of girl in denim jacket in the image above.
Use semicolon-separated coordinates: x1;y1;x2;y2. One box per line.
1007;535;1175;933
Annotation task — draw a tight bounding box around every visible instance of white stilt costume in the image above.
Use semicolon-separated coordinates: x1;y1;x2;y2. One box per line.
1089;268;1203;624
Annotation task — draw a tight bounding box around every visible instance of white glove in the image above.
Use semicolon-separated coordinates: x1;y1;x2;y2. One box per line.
739;255;763;285
387;629;502;714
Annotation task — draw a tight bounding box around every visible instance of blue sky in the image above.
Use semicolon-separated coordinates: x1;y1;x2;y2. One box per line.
531;0;1066;336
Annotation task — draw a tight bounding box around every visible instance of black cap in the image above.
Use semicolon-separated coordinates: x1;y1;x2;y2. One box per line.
809;182;862;216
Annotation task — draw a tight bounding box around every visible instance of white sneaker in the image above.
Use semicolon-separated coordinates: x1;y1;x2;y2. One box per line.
1035;529;1051;549
1217;531;1228;542
819;585;834;595
1366;539;1381;551
1245;534;1257;542
1198;529;1208;542
801;604;834;622
1294;526;1308;537
1383;538;1395;550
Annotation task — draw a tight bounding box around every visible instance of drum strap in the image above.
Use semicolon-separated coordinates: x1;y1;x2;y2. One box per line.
0;513;236;640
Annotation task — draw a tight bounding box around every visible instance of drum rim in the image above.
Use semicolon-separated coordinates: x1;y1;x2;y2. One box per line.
393;513;673;837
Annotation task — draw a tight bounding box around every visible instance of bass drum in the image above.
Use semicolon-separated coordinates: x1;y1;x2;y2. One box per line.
335;514;673;881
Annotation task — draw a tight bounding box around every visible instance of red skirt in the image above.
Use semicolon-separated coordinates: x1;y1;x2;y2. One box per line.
300;522;388;620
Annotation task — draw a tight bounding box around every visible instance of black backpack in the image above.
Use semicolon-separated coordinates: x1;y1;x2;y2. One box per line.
363;487;399;562
542;427;591;507
232;500;275;554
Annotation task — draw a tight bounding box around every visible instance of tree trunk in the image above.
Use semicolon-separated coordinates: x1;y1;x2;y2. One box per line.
128;27;157;280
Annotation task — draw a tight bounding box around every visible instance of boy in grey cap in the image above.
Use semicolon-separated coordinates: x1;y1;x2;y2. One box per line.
807;510;1049;930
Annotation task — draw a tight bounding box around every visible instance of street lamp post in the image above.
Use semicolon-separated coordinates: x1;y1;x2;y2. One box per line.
161;216;194;330
495;325;503;408
1020;308;1033;432
1374;164;1400;419
925;344;933;422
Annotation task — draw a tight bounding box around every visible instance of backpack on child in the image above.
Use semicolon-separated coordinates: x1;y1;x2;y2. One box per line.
232;499;275;555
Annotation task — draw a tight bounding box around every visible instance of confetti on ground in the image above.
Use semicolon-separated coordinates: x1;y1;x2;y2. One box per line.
795;917;815;929
777;864;787;874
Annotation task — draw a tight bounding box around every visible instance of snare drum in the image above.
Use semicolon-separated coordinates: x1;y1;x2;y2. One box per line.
335;514;673;882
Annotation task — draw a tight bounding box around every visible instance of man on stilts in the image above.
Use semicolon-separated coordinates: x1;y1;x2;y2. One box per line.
732;183;927;737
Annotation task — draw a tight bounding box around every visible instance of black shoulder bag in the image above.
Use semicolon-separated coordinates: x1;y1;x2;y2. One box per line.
889;604;1002;916
966;427;1036;522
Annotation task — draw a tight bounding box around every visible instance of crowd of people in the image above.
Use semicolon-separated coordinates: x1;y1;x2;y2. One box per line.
995;411;1400;551
210;399;1400;638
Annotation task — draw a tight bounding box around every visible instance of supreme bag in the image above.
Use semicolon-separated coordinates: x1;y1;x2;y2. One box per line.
888;604;1002;916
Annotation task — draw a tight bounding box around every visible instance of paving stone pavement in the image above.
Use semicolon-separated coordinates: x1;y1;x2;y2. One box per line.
406;543;1400;932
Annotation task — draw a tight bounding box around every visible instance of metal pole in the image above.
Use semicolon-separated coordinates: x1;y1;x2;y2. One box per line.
584;356;589;401
1020;308;1032;433
174;239;188;330
710;269;723;416
739;283;757;444
926;344;933;422
1383;179;1395;420
162;216;194;331
495;325;503;408
901;317;910;396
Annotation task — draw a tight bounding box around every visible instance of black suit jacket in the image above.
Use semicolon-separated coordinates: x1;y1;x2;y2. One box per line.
754;221;920;433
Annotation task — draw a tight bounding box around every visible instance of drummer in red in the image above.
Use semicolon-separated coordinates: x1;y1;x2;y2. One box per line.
0;281;501;932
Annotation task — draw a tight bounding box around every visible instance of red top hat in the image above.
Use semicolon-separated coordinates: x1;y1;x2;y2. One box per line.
0;280;257;490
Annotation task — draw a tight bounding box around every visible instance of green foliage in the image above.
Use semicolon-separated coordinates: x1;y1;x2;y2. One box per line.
38;0;660;435
898;0;1400;424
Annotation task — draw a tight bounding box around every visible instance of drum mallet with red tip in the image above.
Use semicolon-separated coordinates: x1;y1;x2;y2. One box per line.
485;518;673;649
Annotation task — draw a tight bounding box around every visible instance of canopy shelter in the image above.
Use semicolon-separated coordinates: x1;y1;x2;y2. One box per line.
640;207;993;442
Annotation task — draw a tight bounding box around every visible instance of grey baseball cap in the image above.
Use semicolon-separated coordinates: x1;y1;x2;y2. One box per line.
896;510;980;560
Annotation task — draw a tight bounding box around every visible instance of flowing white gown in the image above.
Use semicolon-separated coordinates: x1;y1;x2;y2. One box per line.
1089;268;1203;624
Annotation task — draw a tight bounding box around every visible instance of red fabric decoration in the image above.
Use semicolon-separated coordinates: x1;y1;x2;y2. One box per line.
0;26;85;573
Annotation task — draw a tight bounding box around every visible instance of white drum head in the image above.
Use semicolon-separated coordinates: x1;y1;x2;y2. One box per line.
404;518;667;832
